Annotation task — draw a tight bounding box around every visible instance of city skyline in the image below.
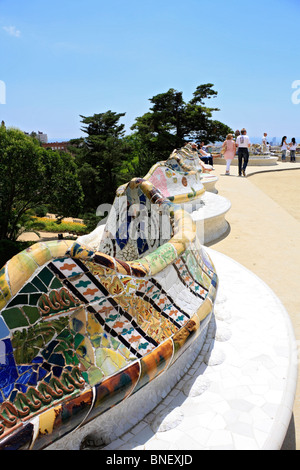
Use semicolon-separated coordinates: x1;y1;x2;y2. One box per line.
1;0;300;143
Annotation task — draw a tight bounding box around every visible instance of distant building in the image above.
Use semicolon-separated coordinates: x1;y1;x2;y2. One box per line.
25;131;48;143
41;141;69;152
36;131;48;144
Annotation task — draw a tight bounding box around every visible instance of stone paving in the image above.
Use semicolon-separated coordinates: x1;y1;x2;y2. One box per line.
210;161;300;449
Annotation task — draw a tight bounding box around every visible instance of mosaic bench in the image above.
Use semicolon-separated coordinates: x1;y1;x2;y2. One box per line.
144;144;218;195
82;145;226;250
0;177;218;450
137;146;228;244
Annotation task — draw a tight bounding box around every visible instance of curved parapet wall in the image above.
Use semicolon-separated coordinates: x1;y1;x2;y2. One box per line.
144;162;205;204
210;144;278;166
0;178;218;450
213;155;278;166
144;145;218;199
167;145;212;172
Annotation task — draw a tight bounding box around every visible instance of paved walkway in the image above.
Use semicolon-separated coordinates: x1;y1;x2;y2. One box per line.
207;160;300;449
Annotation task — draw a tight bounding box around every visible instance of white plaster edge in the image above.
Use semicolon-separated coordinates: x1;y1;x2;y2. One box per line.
206;248;298;450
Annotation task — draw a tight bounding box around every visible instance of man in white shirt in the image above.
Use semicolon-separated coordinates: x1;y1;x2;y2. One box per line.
262;133;267;153
236;128;251;177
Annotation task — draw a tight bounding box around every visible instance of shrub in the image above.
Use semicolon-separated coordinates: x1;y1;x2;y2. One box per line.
32;217;88;235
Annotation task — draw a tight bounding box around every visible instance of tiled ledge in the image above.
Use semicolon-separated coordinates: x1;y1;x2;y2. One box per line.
201;174;218;193
188;192;231;245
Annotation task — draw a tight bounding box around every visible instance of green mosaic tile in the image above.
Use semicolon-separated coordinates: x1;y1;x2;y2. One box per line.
88;367;104;385
50;276;63;289
78;356;91;370
91;336;101;348
29;293;42;305
23;305;41;324
74;332;85;349
7;294;29;308
63;349;77;365
38;267;55;287
20;283;39;294
31;277;48;293
111;336;121;350
2;307;29;329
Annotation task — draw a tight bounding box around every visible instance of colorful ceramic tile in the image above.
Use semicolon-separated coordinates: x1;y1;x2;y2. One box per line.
0;148;218;450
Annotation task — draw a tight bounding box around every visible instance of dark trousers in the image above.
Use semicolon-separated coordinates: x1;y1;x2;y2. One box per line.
238;148;249;174
200;156;213;166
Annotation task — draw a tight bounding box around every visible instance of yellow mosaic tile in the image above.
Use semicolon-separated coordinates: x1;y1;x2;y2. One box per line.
96;348;128;376
25;242;53;267
0;268;11;310
46;240;73;258
7;252;40;296
38;407;58;437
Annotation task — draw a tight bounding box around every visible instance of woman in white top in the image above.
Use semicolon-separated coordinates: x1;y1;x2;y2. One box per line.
289;138;297;162
281;136;288;161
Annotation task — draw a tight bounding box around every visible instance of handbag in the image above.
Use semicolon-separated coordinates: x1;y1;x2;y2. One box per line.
220;142;227;155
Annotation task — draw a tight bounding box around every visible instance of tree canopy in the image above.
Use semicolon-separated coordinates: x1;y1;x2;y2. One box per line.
0;127;83;241
69;111;134;210
131;84;232;164
69;84;232;211
0;83;232;243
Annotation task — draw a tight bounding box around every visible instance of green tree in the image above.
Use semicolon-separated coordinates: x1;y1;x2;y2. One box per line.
71;111;134;210
131;84;233;166
123;133;157;179
0;127;83;241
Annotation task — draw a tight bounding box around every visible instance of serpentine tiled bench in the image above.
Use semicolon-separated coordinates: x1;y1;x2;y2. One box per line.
0;175;218;450
142;146;230;244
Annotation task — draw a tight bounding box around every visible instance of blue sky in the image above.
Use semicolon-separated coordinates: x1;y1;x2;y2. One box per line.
1;0;300;142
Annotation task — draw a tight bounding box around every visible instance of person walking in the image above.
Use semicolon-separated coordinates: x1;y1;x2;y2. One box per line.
236;128;251;177
222;134;236;175
289;138;297;162
281;136;288;161
262;132;268;153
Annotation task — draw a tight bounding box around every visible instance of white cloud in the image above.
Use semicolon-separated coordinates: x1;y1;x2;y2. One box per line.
3;25;21;38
